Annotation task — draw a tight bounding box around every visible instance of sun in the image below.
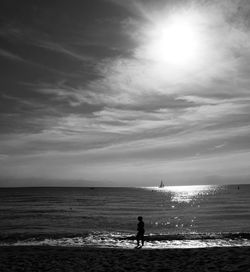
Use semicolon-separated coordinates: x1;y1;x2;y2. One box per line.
144;16;201;67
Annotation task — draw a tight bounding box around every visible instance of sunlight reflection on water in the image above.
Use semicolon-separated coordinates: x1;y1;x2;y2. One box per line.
146;185;221;203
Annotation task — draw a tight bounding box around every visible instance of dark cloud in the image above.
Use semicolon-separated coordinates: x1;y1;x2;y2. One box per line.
0;0;135;137
0;86;104;134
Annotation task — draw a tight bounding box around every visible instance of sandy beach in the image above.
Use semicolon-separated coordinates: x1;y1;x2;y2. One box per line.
0;246;250;272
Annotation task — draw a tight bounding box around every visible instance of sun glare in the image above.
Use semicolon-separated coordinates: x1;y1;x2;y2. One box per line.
145;16;201;67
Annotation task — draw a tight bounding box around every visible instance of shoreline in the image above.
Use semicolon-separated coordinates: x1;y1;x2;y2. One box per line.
1;246;250;271
1;231;250;248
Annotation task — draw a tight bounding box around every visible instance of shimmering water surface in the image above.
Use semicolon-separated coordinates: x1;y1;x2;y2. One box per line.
0;185;249;248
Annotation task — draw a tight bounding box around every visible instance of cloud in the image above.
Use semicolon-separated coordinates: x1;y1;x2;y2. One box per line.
0;48;23;61
35;41;95;62
1;0;250;184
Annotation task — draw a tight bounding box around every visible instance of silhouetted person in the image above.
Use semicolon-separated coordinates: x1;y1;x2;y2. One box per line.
136;216;145;248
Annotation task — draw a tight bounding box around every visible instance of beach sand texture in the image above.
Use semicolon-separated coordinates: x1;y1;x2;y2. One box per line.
0;246;250;272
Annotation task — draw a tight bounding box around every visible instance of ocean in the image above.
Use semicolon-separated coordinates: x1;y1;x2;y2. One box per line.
0;184;250;249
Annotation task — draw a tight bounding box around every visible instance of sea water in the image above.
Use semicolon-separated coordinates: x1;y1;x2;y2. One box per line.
0;184;250;248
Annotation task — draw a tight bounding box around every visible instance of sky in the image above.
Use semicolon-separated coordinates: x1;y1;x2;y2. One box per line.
0;0;250;187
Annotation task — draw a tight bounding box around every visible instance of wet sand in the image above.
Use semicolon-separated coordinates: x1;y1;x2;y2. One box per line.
0;246;249;272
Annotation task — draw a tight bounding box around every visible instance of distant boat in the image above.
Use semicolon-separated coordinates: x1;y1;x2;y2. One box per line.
159;180;165;188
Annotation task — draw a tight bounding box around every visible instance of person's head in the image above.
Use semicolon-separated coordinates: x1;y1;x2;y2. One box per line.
138;216;143;221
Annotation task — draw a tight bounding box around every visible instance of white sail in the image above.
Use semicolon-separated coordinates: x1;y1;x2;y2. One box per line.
159;180;165;188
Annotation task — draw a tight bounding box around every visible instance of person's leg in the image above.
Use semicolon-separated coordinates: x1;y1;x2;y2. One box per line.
141;236;144;246
136;233;140;247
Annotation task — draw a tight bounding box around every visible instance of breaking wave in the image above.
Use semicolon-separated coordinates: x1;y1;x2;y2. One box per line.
1;232;250;249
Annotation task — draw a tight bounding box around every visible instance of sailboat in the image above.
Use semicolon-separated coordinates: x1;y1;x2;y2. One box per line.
159;180;165;188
